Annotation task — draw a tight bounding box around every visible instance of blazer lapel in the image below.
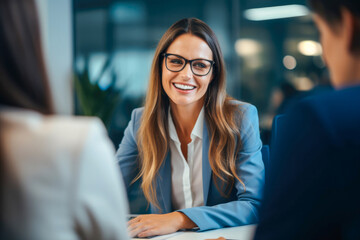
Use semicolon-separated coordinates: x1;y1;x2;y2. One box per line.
202;121;212;205
151;152;172;213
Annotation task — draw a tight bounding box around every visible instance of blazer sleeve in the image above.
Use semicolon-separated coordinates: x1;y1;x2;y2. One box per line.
74;119;130;240
179;104;265;231
115;108;149;213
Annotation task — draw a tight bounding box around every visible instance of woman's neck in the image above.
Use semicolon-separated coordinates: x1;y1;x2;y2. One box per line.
170;101;203;143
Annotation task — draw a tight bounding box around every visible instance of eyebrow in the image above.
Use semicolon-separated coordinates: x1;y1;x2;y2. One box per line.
166;53;213;61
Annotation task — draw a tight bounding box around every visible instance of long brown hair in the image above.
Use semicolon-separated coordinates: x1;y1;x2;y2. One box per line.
0;0;54;227
0;0;54;113
136;18;244;209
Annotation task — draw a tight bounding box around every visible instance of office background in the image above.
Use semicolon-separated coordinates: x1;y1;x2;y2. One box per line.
72;0;329;145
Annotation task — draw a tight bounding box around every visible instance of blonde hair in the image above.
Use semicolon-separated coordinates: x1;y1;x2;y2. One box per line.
135;18;244;209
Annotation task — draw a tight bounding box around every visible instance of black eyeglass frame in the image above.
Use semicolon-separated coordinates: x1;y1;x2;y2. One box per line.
162;53;215;76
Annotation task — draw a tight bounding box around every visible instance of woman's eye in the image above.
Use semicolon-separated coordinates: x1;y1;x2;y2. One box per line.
193;62;207;69
170;59;183;65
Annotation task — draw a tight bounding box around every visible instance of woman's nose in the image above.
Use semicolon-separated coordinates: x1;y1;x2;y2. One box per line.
180;63;193;79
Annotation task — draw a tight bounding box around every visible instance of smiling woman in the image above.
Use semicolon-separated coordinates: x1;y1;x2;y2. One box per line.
116;18;265;238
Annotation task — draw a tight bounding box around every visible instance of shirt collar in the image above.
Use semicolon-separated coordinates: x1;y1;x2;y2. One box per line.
168;106;204;143
168;109;180;143
191;107;204;140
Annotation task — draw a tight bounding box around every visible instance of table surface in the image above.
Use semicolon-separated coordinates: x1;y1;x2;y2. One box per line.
133;224;257;240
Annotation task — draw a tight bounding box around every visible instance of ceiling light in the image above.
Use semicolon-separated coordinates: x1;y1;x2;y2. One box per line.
298;40;322;56
235;39;262;56
244;4;310;21
283;55;297;70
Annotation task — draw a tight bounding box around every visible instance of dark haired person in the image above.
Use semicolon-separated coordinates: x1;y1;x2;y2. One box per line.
254;0;360;239
0;0;129;239
116;18;264;238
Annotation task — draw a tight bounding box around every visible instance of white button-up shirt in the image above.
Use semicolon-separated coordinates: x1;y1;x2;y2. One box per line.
168;107;204;210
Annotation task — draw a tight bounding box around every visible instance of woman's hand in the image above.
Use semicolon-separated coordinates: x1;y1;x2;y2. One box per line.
128;212;197;238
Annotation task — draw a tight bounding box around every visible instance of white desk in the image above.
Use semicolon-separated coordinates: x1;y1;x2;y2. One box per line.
133;224;257;240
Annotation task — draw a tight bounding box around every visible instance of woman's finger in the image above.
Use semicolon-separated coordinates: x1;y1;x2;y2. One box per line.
129;223;152;238
128;216;141;225
137;228;157;238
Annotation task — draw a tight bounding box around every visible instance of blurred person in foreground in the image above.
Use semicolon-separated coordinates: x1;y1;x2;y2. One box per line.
0;0;129;239
254;0;360;239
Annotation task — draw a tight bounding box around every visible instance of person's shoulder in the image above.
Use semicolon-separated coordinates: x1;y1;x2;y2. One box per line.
293;85;360;139
292;85;360;119
280;86;359;140
132;107;144;115
130;107;145;121
225;99;259;132
1;109;105;143
226;99;258;120
1;111;113;189
227;99;257;112
45;115;106;140
32;115;111;161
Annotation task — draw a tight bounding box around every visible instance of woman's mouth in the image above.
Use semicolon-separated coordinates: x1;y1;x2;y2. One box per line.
173;83;196;91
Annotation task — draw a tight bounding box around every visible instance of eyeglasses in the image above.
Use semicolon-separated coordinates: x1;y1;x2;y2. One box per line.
162;53;215;76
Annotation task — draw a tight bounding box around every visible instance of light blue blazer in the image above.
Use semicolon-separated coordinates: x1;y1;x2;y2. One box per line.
116;101;265;231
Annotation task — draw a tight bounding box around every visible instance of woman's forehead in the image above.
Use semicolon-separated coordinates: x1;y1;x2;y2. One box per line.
166;34;213;60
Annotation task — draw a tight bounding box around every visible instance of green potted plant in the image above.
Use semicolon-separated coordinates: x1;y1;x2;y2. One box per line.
74;57;123;130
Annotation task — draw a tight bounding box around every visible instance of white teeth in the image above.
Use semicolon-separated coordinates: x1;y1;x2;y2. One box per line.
174;83;195;90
